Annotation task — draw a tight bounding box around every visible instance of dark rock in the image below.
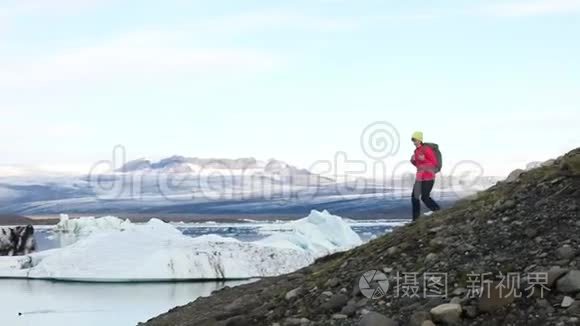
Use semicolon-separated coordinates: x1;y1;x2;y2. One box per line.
505;169;524;183
409;311;431;326
352;277;362;297
424;253;438;264
355;298;369;308
502;200;516;210
326;277;340;288
464;305;478;318
401;302;422;313
429;238;445;248
359;312;399;326
524;228;538;238
341;303;357;317
386;246;398;256
536;299;555;314
284;317;310;325
557;270;580;294
332;313;348;320
548;268;570;288
225;297;251;314
320;294;348;312
567;302;580;317
557;246;576;260
287;273;304;280
478;283;516;313
452;288;467;297
225;315;251;326
450;297;462;305
285;288;303;301
430;303;462;324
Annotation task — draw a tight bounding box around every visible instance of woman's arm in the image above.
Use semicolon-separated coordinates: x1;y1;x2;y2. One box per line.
423;146;437;169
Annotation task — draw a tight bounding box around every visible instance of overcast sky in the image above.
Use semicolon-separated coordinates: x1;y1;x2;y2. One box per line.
0;0;579;176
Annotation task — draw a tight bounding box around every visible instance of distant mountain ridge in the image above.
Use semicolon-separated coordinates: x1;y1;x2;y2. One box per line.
118;156;314;176
0;155;502;217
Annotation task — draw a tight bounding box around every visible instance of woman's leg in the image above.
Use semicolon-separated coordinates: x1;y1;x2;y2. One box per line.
420;180;441;212
411;181;421;220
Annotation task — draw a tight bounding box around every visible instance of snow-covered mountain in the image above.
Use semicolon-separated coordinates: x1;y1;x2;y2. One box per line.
118;156;314;177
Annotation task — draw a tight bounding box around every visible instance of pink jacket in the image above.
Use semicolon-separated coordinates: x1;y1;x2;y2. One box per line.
411;145;437;181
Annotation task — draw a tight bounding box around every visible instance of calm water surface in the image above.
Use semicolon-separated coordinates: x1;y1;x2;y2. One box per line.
0;279;251;326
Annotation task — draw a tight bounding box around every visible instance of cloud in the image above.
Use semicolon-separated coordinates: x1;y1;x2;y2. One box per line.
193;10;359;33
0;30;280;87
1;8;356;88
0;0;106;17
484;0;580;17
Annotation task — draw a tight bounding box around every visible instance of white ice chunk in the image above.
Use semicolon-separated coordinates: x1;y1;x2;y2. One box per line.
258;210;362;256
55;214;134;235
0;210;361;282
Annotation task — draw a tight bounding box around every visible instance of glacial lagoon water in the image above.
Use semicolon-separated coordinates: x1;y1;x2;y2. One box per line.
0;219;402;325
0;279;251;326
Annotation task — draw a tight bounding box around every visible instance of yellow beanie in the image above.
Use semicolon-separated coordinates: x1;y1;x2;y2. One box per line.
412;131;423;142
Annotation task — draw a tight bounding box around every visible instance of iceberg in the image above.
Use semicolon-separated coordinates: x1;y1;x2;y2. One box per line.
0;210;361;282
54;214;134;235
258;210;363;256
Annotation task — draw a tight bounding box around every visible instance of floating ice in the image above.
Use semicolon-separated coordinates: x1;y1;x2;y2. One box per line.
0;210;361;282
54;214;134;235
258;210;363;256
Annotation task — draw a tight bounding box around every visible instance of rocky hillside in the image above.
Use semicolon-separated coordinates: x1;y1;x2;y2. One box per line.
142;148;580;326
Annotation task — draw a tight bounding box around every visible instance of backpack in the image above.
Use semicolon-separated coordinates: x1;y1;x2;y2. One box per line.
423;143;442;173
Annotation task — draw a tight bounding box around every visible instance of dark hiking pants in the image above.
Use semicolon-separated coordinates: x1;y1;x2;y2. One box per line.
412;180;440;220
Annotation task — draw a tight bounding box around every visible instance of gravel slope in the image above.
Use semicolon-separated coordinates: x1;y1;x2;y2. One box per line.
141;148;580;326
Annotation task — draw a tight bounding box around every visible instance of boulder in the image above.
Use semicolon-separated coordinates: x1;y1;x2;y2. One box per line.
285;287;303;301
557;246;576;260
320;294;348;312
224;315;251;326
387;246;399;256
425;253;438;264
547;268;570;288
557;270;580;294
430;303;462;324
359;312;399;326
562;296;575;308
505;169;524;183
